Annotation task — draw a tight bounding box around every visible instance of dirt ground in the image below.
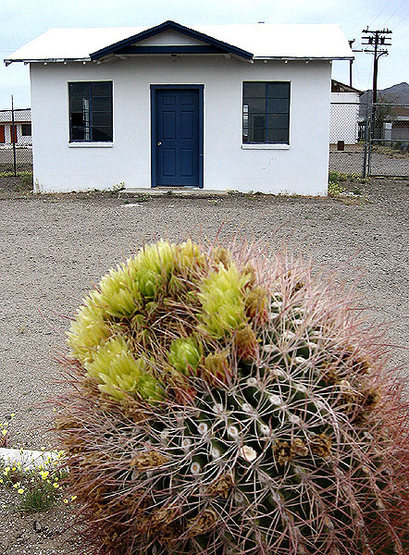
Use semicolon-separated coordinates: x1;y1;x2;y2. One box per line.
0;175;408;553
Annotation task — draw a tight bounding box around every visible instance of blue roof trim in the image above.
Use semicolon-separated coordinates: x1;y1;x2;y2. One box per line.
90;20;254;61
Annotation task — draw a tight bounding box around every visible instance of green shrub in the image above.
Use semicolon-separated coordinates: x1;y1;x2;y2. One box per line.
56;240;409;554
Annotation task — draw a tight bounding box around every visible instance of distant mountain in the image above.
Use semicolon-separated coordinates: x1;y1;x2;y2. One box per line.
359;82;409;116
360;82;409;105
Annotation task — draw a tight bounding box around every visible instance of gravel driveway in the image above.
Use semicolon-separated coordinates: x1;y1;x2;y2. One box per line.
0;178;408;450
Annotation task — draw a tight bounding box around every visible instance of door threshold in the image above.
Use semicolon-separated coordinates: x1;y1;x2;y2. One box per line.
119;188;228;198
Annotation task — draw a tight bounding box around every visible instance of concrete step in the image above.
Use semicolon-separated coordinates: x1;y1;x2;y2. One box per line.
119;188;229;198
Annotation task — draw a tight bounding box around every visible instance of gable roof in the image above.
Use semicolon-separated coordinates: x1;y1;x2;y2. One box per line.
90;21;253;61
331;79;362;94
4;21;353;65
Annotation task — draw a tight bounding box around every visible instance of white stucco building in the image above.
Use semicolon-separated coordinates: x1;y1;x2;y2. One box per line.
5;21;352;194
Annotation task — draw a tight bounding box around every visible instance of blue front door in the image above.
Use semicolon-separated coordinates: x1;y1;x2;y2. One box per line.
153;88;201;187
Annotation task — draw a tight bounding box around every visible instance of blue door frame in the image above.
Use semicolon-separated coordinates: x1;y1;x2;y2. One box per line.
151;85;204;188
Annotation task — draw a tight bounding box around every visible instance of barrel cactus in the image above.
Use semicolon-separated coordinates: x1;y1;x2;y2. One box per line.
56;240;409;554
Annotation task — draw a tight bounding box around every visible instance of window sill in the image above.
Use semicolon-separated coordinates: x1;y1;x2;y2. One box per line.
241;144;290;150
68;142;114;148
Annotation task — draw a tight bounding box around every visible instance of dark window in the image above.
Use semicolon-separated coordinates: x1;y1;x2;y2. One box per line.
243;82;290;144
69;82;113;142
21;123;31;136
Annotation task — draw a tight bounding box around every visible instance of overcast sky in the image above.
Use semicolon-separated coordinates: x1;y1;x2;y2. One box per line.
1;0;408;108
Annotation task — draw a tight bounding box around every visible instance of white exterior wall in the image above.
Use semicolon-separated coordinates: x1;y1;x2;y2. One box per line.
30;57;331;194
329;91;360;144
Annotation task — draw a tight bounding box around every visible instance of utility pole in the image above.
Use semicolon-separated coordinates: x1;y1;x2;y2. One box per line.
348;40;355;88
361;28;392;138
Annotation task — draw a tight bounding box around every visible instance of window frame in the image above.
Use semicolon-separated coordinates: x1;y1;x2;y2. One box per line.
68;80;114;144
242;81;291;147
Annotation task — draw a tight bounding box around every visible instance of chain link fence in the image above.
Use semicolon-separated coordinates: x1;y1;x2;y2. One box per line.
0;102;33;175
2;97;408;181
329;99;409;178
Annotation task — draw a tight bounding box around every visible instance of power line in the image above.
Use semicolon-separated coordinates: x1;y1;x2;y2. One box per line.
368;1;394;27
385;0;407;24
393;12;409;30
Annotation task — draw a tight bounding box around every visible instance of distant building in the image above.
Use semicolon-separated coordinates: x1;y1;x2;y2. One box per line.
330;80;362;145
381;105;409;142
0;108;32;147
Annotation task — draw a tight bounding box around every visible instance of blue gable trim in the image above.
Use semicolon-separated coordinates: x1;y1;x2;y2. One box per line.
90;20;253;61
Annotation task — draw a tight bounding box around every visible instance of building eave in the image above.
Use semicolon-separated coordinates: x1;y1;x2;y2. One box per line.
254;56;354;61
4;57;91;66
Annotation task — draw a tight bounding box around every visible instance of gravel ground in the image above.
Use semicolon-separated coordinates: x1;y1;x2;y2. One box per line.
330;150;409;176
0;175;408;552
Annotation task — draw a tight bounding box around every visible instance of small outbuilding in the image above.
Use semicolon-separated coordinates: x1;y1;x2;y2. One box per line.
0;108;32;147
5;21;352;194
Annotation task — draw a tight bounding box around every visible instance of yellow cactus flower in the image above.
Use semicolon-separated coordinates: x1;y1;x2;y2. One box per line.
199;263;250;338
99;265;142;317
67;290;111;363
86;336;163;403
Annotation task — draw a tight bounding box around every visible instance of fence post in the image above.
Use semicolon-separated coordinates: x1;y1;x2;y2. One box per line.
367;98;374;177
11;95;17;176
362;94;370;178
